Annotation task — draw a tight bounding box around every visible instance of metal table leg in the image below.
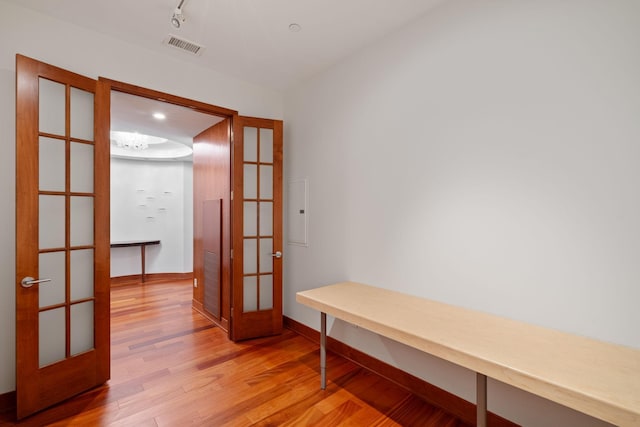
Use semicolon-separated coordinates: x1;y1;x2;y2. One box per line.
320;312;327;389
477;373;487;427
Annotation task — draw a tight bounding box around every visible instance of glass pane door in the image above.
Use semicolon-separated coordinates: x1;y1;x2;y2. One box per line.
16;54;109;420
37;77;95;367
242;127;275;312
231;116;282;341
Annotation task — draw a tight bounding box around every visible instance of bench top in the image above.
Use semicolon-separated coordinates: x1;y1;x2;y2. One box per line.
110;240;160;248
296;282;640;427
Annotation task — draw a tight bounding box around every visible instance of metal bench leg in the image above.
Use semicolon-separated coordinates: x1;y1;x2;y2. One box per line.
477;373;487;427
321;312;327;389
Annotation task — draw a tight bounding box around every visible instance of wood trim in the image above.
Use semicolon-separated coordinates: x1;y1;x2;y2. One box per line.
99;78;237;340
0;391;16;415
110;272;193;287
95;77;111;385
99;78;237;118
283;316;519;427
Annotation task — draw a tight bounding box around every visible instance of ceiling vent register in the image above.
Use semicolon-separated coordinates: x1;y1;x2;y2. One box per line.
164;35;204;56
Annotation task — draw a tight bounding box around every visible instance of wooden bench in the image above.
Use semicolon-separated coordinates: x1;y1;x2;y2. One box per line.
110;239;160;282
296;282;640;427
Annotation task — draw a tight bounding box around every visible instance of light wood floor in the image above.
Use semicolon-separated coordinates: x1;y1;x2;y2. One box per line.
1;280;470;426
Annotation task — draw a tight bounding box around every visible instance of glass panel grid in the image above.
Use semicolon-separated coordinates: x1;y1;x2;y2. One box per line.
70;249;94;301
259;165;273;199
259;238;273;273
70;196;94;247
39;307;66;367
70;87;94;141
36;74;97;372
244;164;257;199
259;202;273;236
38;251;66;308
71;142;94;193
259;128;274;163
39;78;66;136
243;276;258;312
243;126;277;314
243;202;257;236
243;127;258;162
39;137;65;192
70;301;94;356
39;195;66;249
243;238;257;274
259;275;274;310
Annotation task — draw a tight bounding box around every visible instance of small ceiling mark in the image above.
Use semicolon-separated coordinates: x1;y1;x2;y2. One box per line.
289;23;302;33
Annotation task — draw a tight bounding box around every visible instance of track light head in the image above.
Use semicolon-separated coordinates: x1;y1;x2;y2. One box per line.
171;8;185;28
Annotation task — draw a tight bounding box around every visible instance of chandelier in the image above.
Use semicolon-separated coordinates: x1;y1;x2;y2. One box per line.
110;131;167;150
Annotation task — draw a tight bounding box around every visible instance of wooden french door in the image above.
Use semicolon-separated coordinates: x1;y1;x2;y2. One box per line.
15;55;110;419
231;117;283;340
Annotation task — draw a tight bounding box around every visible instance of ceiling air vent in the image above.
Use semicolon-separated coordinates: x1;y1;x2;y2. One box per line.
163;35;204;56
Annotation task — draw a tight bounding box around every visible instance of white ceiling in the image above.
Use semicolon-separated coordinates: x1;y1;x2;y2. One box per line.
9;0;445;91
110;91;224;161
11;0;445;160
111;91;223;146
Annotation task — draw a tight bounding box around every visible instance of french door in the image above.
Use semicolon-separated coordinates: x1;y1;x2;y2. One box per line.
15;55;110;419
231;117;283;340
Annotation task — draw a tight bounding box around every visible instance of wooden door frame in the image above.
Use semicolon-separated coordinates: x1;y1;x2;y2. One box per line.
100;78;238;334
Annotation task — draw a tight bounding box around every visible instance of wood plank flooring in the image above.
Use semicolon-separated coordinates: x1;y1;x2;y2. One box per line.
0;280;470;426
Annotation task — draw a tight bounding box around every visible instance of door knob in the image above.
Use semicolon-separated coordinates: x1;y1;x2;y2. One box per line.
21;276;52;288
271;251;283;259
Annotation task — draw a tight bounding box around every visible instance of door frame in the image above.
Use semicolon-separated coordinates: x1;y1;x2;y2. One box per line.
100;78;238;334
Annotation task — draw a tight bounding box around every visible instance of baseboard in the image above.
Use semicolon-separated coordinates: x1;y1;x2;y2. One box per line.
0;390;15;415
192;300;229;332
110;272;193;286
283;316;519;427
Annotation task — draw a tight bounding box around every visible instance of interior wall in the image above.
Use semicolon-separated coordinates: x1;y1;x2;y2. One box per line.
0;68;16;397
283;1;640;426
110;158;192;277
0;1;283;394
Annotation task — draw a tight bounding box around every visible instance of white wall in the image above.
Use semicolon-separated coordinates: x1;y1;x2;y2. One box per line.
0;1;282;394
284;1;640;426
0;68;16;398
110;158;193;277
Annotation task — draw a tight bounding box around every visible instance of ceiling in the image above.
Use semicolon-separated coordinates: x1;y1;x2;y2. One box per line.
11;0;445;160
110;91;223;161
9;0;445;91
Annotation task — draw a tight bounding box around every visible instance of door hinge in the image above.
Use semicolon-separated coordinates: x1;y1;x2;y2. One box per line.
230;191;233;201
230;249;234;259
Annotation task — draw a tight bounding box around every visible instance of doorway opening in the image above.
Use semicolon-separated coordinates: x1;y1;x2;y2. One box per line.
105;78;236;333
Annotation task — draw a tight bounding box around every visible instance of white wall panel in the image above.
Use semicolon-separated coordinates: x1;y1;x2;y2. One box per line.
283;1;640;426
110;158;190;277
0;69;16;393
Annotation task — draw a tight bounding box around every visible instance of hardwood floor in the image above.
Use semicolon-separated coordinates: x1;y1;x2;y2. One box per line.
0;280;471;426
